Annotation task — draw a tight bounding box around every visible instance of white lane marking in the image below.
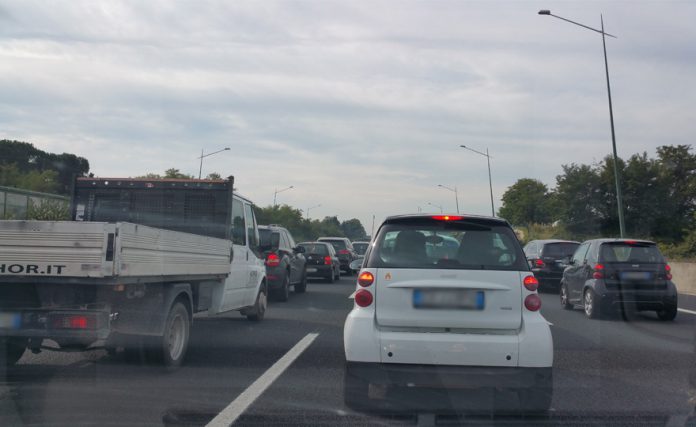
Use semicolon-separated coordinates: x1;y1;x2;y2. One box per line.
547;321;554;326
678;308;696;315
206;332;319;427
348;291;356;299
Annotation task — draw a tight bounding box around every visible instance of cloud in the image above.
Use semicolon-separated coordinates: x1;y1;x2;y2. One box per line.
1;0;695;230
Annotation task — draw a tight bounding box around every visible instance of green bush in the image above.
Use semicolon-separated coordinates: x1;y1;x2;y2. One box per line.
659;229;696;261
27;199;70;221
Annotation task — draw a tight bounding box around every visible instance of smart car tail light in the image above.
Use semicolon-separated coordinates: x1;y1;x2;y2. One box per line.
665;264;672;280
266;253;280;267
431;215;463;221
593;263;605;279
534;259;545;268
358;272;374;287
524;294;542;311
523;275;539;291
354;289;373;307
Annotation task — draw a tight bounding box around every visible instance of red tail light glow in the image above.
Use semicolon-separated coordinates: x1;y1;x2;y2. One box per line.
51;314;96;329
534;259;545;268
354;289;373;307
593;263;605;279
358;272;374;287
523;275;539;291
338;249;350;255
431;215;463;221
665;264;672;280
266;253;280;267
524;294;542;311
324;256;332;265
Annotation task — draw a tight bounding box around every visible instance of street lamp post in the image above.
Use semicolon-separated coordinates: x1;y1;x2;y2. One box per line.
538;9;626;237
427;202;443;214
459;145;495;216
437;184;459;213
197;147;230;179
273;185;294;207
305;203;321;219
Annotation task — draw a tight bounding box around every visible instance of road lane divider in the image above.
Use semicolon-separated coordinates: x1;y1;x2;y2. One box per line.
678;308;696;315
206;333;319;427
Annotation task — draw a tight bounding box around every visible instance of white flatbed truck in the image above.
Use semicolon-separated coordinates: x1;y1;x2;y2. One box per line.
0;176;270;368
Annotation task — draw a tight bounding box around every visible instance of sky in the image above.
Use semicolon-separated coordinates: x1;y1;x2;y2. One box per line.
1;1;695;233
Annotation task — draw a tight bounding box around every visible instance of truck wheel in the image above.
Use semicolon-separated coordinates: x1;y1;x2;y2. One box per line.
247;285;267;321
275;273;290;302
518;383;552;415
1;337;27;368
294;270;307;294
148;301;190;368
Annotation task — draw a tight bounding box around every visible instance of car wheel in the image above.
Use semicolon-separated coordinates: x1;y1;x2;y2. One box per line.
246;284;268;321
1;337;27;368
294;269;307;293
327;268;336;283
560;284;573;310
584;289;600;319
657;305;677;321
275;272;290;302
335;267;341;280
147;301;190;369
518;376;553;415
344;364;372;413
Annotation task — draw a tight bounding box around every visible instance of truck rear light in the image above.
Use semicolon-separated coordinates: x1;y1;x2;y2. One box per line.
324;256;332;265
266;253;280;267
354;289;373;307
665;264;672;280
523;275;539;291
51;314;96;330
358;272;374;287
524;294;541;311
593;263;605;279
534;259;545;268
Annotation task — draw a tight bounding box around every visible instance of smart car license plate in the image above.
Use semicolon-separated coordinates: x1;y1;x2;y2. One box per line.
306;268;317;273
413;289;484;310
620;271;651;281
0;312;22;329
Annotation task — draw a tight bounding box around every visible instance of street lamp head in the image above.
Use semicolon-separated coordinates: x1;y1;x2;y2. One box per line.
538;9;551;15
224;147;231;150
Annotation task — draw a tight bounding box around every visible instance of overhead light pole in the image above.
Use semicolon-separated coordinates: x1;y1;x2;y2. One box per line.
437;184;459;213
305;203;321;219
538;9;625;237
427;202;443;214
273;185;294;207
460;145;495;216
197;147;230;179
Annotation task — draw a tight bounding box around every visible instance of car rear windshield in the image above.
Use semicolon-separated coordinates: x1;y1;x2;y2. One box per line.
321;240;346;251
353;243;369;255
299;243;328;255
366;220;527;271
600;242;665;263
542;242;580;258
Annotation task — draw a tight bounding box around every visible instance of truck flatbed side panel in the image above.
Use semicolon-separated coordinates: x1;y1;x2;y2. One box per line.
116;222;232;277
0;220;113;278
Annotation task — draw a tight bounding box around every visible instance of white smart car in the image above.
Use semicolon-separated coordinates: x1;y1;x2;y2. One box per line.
343;214;553;414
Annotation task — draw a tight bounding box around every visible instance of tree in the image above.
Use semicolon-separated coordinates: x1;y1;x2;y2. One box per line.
164;168;194;179
498;178;555;226
0;139;89;194
554;163;605;237
341;218;367;241
206;172;222;180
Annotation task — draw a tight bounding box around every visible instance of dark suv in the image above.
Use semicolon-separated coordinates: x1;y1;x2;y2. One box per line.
258;225;307;301
560;239;677;320
317;237;357;274
523;240;580;291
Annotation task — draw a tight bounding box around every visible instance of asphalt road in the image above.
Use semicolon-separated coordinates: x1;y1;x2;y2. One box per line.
2;276;696;426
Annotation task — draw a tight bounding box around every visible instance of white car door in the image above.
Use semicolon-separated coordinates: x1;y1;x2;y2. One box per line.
212;197;250;314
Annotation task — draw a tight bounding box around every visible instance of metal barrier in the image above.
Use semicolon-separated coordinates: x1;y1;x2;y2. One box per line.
0;185;69;220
